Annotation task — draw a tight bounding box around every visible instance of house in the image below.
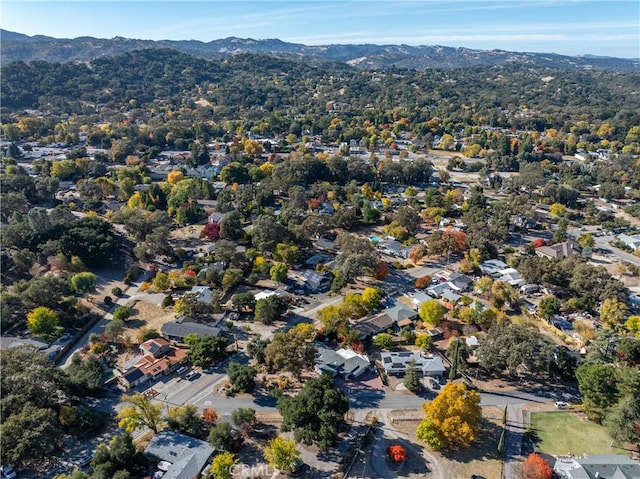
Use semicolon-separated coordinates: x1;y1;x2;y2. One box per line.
207;211;223;224
145;430;215;479
300;269;332;292
426;282;453;298
383;304;418;324
380;239;410;259
161;317;222;344
479;259;508;276
618;233;640;251
315;237;336;252
407;290;433;309
314;343;371;379
447;273;473;293
380;351;446;378
465;336;479;349
0;336;61;361
352;312;396;339
441;290;463;304
536;239;581;260
117;338;188;389
553;454;640;479
496;267;526;287
189;286;213;304
140;338;172;357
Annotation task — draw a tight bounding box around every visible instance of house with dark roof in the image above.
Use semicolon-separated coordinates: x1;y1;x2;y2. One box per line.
300;269;332;292
314;343;371;379
536;239;581;260
145;430;214;479
553;454;640;479
380;351;446;378
161;317;221;344
351;312;396;339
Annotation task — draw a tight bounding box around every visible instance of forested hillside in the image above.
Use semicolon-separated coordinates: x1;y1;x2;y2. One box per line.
2;48;639;142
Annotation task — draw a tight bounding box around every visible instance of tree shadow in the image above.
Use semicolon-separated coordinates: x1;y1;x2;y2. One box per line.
348;388;384;409
439;417;504;464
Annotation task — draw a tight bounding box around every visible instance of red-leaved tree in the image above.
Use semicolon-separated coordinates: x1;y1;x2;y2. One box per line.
386;445;407;463
200;221;220;241
522;453;552;479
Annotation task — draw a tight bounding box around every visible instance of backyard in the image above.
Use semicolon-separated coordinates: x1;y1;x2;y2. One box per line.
529;411;625;456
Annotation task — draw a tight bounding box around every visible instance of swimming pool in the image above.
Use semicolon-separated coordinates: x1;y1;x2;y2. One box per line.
369;235;383;243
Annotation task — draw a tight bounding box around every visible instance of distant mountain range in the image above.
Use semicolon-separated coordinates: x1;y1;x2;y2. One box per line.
1;29;638;71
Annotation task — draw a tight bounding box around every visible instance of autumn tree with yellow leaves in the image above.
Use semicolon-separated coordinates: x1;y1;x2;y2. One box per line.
416;382;481;451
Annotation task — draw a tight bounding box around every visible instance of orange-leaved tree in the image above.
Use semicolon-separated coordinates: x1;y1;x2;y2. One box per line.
386;445;407;463
416;382;481;451
522;453;552;479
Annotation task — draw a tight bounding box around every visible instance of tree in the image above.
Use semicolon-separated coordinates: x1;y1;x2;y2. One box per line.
166;404;202;436
26;306;62;340
200;221;220;241
575;363;619;422
600;298;627;328
221;269;242;290
270;263;288;283
274;243;300;267
219;211;243;241
392;205;421;235
112;306;132;322
66;353;105;394
187;334;228;367
209;451;237;479
416;382;481;451
263;436;301;473
522;453;553;479
70;272;97;294
605;395;640;445
208;422;235;451
105;317;126;343
373;333;394;350
202;408;219;426
265;329;316;379
362;287;384;310
404;360;421;393
549;203;567;219
490;281;519;310
255;296;288;325
419;300;445;327
231;292;255;312
577;232;595;249
231;408;257;436
477;322;549;375
415;334;433;351
278;373;349;450
247;337;270;364
117;394;163;433
227;362;257;393
251;214;288;252
625;316;640;337
537;295;561;320
0;403;60;466
386;444;407;463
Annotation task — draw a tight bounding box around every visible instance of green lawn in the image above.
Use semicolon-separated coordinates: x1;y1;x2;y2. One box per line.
530;411;625;456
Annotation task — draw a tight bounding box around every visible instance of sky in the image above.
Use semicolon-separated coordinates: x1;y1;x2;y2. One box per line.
2;0;639;58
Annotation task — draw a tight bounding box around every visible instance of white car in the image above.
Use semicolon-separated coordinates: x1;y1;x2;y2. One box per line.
554;401;569;409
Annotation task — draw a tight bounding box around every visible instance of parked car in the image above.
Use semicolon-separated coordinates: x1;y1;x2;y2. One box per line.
1;465;17;479
554;401;569;409
185;370;200;381
77;454;92;469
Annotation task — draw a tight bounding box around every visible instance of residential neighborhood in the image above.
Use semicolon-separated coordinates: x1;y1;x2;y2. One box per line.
1;17;640;479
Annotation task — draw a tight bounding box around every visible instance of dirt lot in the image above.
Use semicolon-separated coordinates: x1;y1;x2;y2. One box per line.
388;406;503;479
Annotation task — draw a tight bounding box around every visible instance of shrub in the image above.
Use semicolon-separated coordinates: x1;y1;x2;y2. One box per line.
162;295;174;308
111;286;123;297
386;445;407;463
103;296;113;305
415;275;432;289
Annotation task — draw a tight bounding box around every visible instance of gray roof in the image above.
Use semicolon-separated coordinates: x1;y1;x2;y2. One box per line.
0;336;61;360
161;318;221;341
555;455;640;479
315;343;370;378
383;304;417;322
145;430;214;479
352;313;395;338
380;351;446;376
